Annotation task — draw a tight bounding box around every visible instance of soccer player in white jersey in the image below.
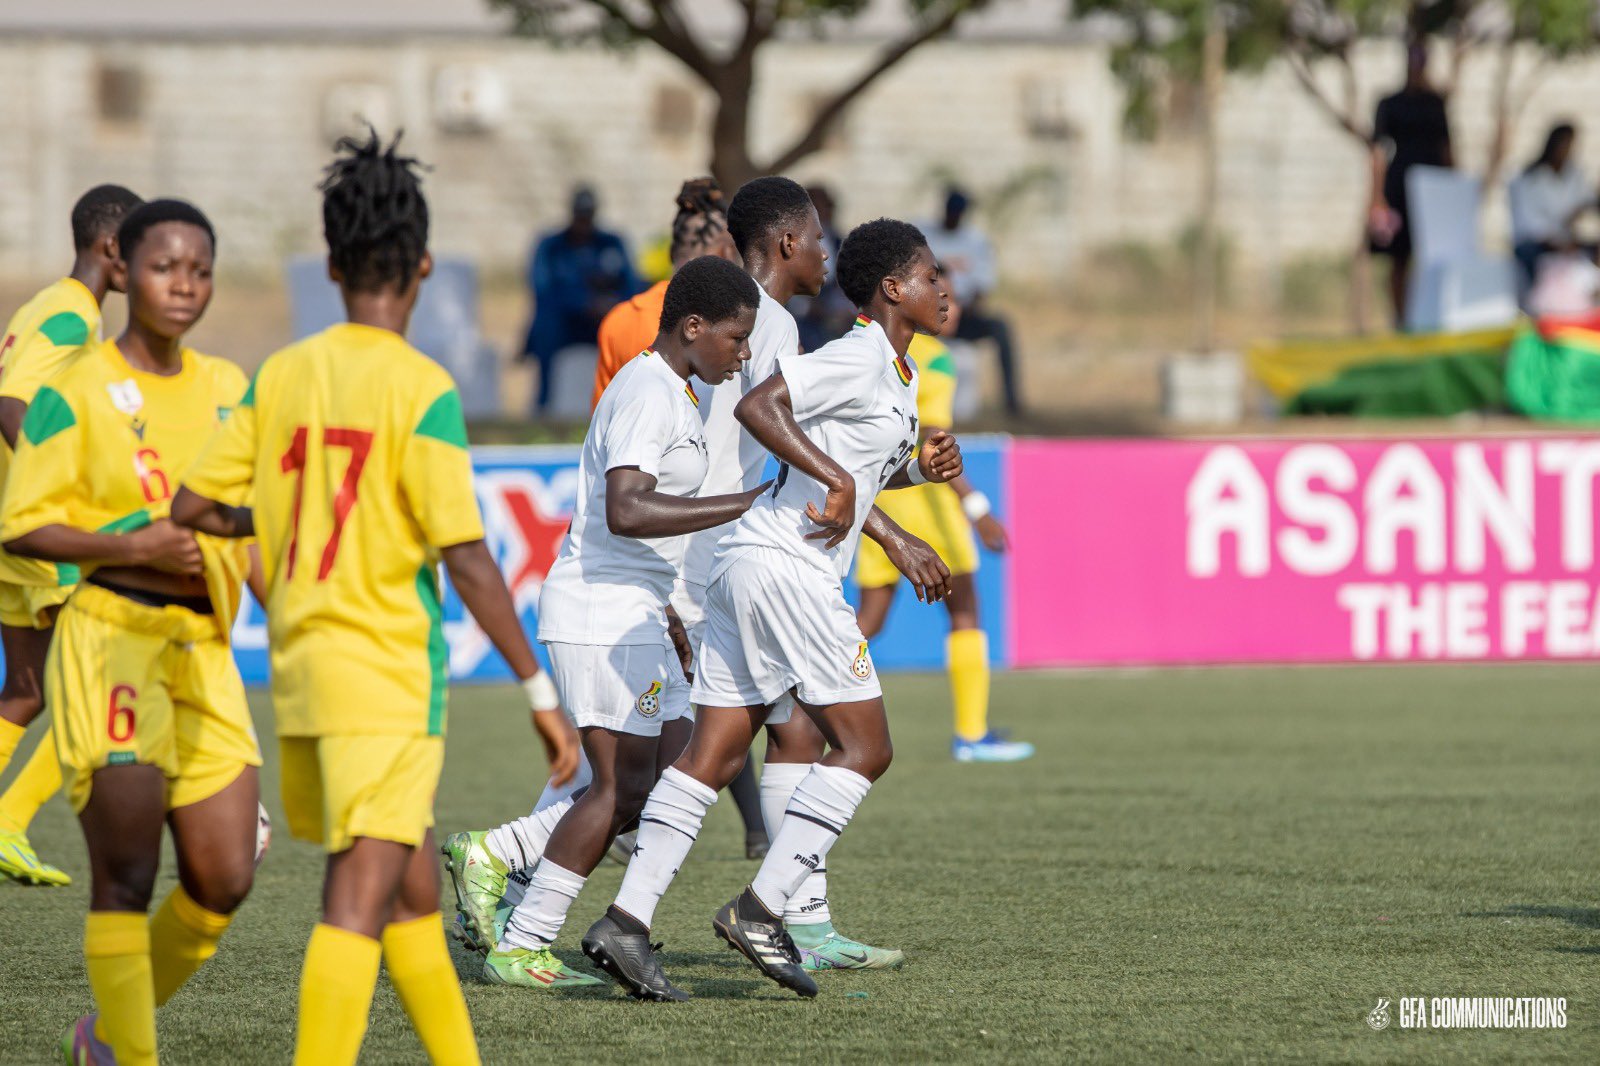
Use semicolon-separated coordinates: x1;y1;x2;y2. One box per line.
474;256;771;989
690;177;948;972
581;219;962;1000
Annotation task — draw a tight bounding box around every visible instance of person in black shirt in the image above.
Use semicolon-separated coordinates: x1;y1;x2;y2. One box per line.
1368;38;1453;327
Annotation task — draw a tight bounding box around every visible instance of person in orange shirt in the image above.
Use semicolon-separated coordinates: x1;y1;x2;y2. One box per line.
592;179;738;409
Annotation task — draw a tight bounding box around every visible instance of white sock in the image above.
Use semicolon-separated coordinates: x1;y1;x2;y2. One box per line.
750;765;871;917
498;860;586;951
761;762;830;926
612;767;718;929
485;796;576;876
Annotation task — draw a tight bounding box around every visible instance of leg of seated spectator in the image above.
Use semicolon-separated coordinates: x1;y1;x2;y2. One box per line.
957;312;1022;415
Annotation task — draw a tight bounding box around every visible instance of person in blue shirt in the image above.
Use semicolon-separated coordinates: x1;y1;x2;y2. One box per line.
524;186;642;413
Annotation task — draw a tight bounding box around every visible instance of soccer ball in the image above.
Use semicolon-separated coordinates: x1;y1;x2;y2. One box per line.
255;803;272;867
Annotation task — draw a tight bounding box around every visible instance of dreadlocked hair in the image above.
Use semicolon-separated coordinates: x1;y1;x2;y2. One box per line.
669;177;728;264
320;128;430;293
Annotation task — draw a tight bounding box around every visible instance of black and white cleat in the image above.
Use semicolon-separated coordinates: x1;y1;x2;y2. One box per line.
581;908;691;1002
712;886;818;998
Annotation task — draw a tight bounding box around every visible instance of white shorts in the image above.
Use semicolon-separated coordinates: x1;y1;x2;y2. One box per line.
544;640;692;738
691;546;881;712
676;577;799;725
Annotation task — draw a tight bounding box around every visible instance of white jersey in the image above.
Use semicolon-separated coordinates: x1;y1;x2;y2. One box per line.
715;315;919;585
538;351;709;645
681;288;799;588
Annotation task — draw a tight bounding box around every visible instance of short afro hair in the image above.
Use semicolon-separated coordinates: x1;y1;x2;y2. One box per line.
660;255;760;334
116;199;216;261
72;185;143;253
321;129;430;293
835;219;928;308
726;176;815;259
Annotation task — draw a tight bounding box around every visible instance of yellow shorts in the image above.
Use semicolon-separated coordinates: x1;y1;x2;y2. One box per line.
48;585;262;813
0;580;72;629
279;734;444;853
856;482;979;589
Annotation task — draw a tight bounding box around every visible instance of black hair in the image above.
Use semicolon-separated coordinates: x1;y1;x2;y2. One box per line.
726;176;814;259
835;219;929;308
116;199;216;261
1528;122;1577;174
660;255;759;334
320;129;430;293
669;177;728;263
72;185;143;253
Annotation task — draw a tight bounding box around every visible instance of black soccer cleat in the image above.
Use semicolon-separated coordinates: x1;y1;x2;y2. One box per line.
712;887;818;998
581;908;690;1002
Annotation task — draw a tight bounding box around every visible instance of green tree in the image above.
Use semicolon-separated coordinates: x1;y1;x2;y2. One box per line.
491;0;995;187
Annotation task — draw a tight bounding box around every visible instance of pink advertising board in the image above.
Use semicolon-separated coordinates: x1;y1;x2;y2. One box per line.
1008;436;1600;666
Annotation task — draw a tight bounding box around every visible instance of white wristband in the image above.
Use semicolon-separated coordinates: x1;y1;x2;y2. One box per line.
523;671;560;712
907;457;929;485
962;491;992;521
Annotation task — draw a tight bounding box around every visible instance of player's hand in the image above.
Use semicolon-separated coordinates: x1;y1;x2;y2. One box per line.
883;527;952;603
918;430;963;484
666;608;695;682
132;519;204;575
974;513;1009;553
532;708;580;787
804;477;856;550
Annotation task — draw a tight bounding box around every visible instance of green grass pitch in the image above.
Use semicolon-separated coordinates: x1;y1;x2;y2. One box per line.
2;665;1597;1063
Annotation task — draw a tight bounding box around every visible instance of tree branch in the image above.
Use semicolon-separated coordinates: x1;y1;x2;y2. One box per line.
1285;48;1369;144
763;1;971;173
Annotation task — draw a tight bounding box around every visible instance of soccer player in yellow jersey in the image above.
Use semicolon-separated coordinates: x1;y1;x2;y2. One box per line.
854;299;1034;763
0;183;143;887
174;131;579;1066
0;200;262;1065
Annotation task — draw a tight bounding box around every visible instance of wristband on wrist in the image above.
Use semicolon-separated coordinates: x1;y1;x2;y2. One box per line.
962;491;992;521
524;671;560;712
907;457;930;485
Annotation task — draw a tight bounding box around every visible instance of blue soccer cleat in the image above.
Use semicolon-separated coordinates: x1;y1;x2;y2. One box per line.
952;731;1035;763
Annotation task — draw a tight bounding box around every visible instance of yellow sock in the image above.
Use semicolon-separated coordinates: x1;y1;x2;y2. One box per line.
0;723;61;833
149;885;233;1006
294;923;382;1066
84;911;157;1066
382;914;481;1066
948;629;990;742
0;717;22;769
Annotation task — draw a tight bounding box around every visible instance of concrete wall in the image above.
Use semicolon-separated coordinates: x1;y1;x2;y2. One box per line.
0;33;1595;288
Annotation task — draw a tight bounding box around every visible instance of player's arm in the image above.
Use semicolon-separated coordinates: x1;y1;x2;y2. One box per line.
735;370;855;548
862;508;950;604
171;487;255;538
4;520;201;574
0;312;92;449
605;467;767;538
175;370;260;537
442;539;579;786
0;398;26;451
884;429;963;489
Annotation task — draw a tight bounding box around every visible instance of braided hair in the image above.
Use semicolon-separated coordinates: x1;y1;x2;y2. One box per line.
320;129;430;293
668;177;728;265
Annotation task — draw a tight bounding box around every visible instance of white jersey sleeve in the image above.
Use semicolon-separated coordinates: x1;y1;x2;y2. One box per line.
778;347;876;424
602;383;674;478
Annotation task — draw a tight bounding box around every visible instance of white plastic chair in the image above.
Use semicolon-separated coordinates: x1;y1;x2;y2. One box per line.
1403;167;1519;332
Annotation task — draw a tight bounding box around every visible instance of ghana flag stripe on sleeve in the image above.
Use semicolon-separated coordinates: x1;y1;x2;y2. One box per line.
180;322;486;740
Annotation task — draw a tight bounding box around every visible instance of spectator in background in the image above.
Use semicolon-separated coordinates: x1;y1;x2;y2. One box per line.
924;187;1021;415
524;186;641;413
792;184;854;351
1510;123;1598;287
1368;38;1453;328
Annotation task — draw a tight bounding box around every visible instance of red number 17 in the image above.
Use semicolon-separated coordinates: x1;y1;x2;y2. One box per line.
280;425;373;581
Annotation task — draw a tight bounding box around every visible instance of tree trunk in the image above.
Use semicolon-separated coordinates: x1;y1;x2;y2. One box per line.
707;59;761;190
1193;4;1225;354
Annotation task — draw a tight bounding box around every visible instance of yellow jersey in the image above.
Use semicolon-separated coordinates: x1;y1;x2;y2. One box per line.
181;323;486;738
0;277;103;590
907;334;956;430
0;339;251;638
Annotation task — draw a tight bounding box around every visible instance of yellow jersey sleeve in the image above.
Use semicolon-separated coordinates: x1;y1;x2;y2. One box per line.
400;387;485;549
183;375;260;507
0;309;94;405
0;385;87;541
907;336;957;430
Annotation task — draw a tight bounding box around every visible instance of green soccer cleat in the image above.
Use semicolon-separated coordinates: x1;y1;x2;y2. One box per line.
441;831;508;954
482;946;604;989
791;921;906;972
0;829;70;886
